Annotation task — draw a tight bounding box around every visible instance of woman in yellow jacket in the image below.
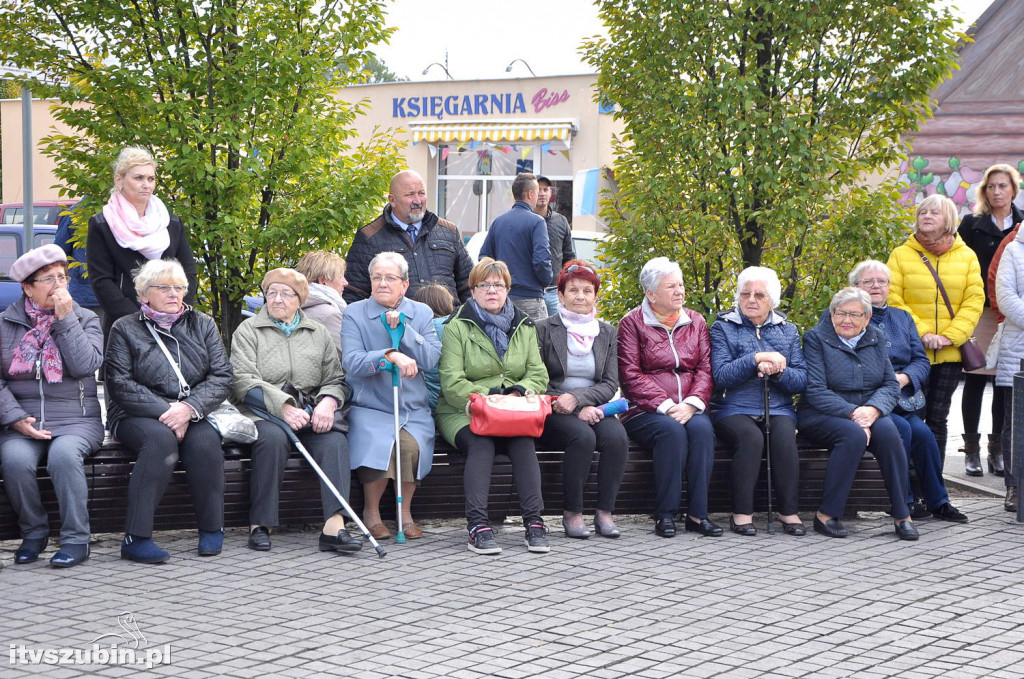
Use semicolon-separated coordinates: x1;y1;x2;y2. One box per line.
887;194;984;472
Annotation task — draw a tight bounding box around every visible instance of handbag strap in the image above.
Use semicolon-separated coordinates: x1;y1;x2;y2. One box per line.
145;321;191;399
918;252;957;319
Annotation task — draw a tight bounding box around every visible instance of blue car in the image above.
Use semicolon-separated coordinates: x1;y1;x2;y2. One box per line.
0;224;59;310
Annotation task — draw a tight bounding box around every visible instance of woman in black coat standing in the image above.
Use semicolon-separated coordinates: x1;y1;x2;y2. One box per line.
956;164;1024;477
87;146;198;340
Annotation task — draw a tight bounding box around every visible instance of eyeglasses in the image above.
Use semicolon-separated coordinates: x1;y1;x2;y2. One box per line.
474;282;507;291
265;289;297;300
148;284;187;294
33;274;69;287
371;275;405;285
739;291;769;301
565;264;595;275
857;278;889;288
833;311;866;320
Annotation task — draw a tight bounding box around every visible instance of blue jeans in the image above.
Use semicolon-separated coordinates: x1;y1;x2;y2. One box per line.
624;411;715;520
0;435;92;544
543;288;559;316
891;412;949;510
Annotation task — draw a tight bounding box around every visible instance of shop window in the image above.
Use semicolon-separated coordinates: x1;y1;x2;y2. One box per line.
436;142;573;236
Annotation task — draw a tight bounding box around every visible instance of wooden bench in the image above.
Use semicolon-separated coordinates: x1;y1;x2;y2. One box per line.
0;437;889;540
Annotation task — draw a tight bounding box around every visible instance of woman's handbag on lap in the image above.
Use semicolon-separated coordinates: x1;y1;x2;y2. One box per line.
467;391;553;437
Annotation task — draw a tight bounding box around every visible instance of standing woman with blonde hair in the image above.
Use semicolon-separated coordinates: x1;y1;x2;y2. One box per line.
296;250;348;361
887;194;984;476
956;164;1023;477
88;147;198;340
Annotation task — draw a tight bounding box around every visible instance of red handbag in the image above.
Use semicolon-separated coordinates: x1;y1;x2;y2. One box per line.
467;391;553;437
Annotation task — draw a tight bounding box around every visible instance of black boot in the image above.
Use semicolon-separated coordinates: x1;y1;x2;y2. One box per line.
988;434;1005;477
961;433;983;477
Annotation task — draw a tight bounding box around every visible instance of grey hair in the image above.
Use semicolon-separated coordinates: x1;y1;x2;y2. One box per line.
829;287;872;316
639;257;683;294
133;258;187;297
368;251;409;280
734;266;781;309
847;260;891;287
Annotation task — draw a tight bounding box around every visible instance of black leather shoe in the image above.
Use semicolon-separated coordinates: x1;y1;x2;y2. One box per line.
319;528;363;553
1005;487;1018;512
247;526;271;551
894;520;919;541
908;499;932;519
653;517;676;538
729;516;756;536
931;503;968;523
14;537;48;564
813;516;847;538
780;521;806;536
685;516;723;537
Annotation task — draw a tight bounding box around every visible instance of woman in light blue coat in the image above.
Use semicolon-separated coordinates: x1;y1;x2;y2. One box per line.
342;252;441;540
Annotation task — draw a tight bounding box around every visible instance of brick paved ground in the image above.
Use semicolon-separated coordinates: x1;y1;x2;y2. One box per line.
2;497;1022;678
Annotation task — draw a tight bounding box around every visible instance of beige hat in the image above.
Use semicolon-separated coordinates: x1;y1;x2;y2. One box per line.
261;268;309;305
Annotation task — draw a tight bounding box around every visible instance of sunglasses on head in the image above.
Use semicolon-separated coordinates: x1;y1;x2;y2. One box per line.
565;264;595;275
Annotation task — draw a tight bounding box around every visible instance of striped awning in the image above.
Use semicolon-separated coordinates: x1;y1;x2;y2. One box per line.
409;119;576;143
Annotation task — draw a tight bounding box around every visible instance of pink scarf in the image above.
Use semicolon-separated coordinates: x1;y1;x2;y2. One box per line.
102;192;171;260
9;299;63;383
558;304;600;356
141;302;184;330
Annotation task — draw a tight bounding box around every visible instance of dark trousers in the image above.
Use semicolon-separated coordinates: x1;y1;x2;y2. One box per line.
998;386;1017;488
116;417;224;537
962;373;1004;434
455;427;543;530
623;411;714;520
891;411;949;510
924;362;962;463
714;414;799;516
250;421;351;526
798;413;909;519
536;413;629;513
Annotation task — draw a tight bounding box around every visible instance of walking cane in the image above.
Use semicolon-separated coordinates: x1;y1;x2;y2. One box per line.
763;375;775;535
242;388;387;558
381;311;407;544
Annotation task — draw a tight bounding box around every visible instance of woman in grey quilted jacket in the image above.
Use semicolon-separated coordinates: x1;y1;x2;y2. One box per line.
0;245;103;568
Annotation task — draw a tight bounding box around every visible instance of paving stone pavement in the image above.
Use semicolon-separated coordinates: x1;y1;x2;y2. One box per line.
1;498;1023;678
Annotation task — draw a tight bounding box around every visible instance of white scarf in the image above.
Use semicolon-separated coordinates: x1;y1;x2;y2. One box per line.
102;192;171;260
558;303;600;356
308;282;347;314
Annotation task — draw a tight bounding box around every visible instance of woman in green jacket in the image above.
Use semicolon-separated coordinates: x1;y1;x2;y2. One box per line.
437;258;549;556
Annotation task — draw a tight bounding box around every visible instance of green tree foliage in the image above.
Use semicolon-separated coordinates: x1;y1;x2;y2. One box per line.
0;0;405;344
583;1;962;329
361;55;408;83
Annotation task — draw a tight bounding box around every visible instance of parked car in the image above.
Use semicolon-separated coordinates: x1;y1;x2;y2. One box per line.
0;203;71;304
464;229;610;265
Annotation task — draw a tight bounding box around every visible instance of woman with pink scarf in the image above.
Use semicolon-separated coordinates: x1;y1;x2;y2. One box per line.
87;146;197;339
535;260;628;539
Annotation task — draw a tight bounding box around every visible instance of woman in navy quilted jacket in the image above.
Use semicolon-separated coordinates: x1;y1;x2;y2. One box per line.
709;267;807;537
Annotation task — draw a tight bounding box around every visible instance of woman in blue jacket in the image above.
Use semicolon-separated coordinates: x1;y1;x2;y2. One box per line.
799;287;917;541
850;260;968;523
710;267;807;536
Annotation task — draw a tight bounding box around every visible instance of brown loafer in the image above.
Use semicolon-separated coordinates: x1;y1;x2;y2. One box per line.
402;522;424;539
368;523;392;540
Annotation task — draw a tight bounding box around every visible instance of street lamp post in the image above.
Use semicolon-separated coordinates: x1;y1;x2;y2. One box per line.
504;59;537;77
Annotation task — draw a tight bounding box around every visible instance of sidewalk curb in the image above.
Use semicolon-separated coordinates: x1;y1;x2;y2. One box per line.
943;474;1003;497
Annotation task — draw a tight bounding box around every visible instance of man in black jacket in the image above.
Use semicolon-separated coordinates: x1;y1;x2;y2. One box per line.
344;170;473;305
536;176;575;314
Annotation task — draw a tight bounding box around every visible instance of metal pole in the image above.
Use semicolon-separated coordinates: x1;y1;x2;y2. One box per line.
21;83;33;249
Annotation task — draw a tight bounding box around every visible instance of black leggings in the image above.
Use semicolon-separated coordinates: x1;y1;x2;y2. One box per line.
455;427;543;530
536;413;629;513
714;414;799;516
961;373;1004;435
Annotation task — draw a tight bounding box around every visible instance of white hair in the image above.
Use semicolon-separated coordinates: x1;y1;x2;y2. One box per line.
639;257;682;294
847;260;890;287
829;287;872;315
133;259;187;296
368;251;409;280
734;266;781;309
